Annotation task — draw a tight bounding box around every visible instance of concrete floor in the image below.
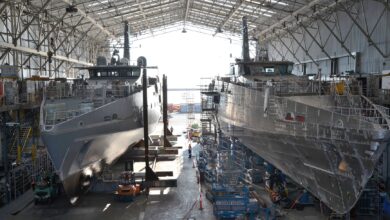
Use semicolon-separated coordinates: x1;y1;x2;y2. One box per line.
15;144;213;220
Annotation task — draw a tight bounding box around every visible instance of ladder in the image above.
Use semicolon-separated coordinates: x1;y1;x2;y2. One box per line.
8;126;32;162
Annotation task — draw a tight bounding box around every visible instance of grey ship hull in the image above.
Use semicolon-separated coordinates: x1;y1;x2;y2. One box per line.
217;82;390;213
41;86;160;196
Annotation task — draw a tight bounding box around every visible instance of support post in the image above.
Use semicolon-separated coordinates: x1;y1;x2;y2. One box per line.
141;60;158;182
162;74;172;148
1;113;10;203
143;67;149;172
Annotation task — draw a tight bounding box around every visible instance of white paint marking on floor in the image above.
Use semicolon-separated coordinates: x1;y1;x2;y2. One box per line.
126;202;134;209
139;211;145;220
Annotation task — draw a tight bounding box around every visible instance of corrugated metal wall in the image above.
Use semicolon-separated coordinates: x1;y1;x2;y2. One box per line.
267;0;389;76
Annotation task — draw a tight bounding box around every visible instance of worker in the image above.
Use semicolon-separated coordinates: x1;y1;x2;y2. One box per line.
188;143;192;158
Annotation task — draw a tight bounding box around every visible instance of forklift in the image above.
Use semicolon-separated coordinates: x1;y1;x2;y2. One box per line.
33;172;60;204
115;171;141;202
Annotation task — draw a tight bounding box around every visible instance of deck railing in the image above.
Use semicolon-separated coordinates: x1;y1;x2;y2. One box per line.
43;85;141;126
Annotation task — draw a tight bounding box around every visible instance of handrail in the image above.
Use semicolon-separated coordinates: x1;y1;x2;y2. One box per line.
361;95;390;128
42;84;143;126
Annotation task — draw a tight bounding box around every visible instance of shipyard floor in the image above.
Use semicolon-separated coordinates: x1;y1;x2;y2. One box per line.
0;113;331;220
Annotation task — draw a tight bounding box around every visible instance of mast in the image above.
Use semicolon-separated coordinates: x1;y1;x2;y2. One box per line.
124;21;130;61
240;16;251;75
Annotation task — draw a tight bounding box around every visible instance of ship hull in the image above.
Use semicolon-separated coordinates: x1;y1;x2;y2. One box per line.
217;82;390;213
41;86;160;196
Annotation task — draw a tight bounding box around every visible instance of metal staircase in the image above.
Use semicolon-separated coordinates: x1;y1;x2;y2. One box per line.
200;79;218;136
8;126;32;162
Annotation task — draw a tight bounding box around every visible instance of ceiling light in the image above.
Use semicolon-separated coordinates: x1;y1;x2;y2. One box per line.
270;0;288;6
182;28;187;33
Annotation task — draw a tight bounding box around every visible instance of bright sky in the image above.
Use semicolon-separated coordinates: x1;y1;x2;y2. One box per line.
124;31;245;89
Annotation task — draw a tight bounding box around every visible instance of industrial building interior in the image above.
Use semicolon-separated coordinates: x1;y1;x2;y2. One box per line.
0;0;390;219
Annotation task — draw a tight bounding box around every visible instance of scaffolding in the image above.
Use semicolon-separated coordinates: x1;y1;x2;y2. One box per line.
1;146;53;205
0;109;53;206
216;136;246;186
200;78;219;137
183;91;195;129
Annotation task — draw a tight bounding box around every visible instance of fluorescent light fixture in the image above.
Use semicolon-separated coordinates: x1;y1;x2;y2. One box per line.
261;13;272;17
270;0;288;6
260;8;275;14
88;0;108;7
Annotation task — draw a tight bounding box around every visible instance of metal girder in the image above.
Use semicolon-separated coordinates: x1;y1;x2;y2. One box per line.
259;0;350;42
0;41;92;66
268;41;286;60
339;2;388;58
40;17;85;68
258;0;324;37
299;24;332;60
67;24;95;56
0;0;52;60
276;35;302;64
15;0;52;45
183;0;192;28
0;48;11;61
60;0;116;40
54;22;94;73
213;0;244;36
53;24;95;72
54;17;85;54
22;11;69;66
318;17;355;59
37;12;68;50
135;0;154;36
372;0;390;11
0;2;8;17
285;30;319;66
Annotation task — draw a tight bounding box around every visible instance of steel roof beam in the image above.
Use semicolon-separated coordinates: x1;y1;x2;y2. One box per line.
318;16;355;59
135;0;154;36
213;0;244;36
0;0;52;60
276;35;302;64
22;11;69;66
268;40;286;60
285;29;318;66
339;2;388;58
54;24;96;72
299;23;332;60
0;41;92;66
259;0;349;41
14;0;52;45
183;0;192;28
60;0;116;40
0;2;8;17
257;0;324;37
40;17;85;68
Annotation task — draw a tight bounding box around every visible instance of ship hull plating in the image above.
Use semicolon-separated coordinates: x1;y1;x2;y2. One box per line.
41;86;160;196
217;82;390;213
